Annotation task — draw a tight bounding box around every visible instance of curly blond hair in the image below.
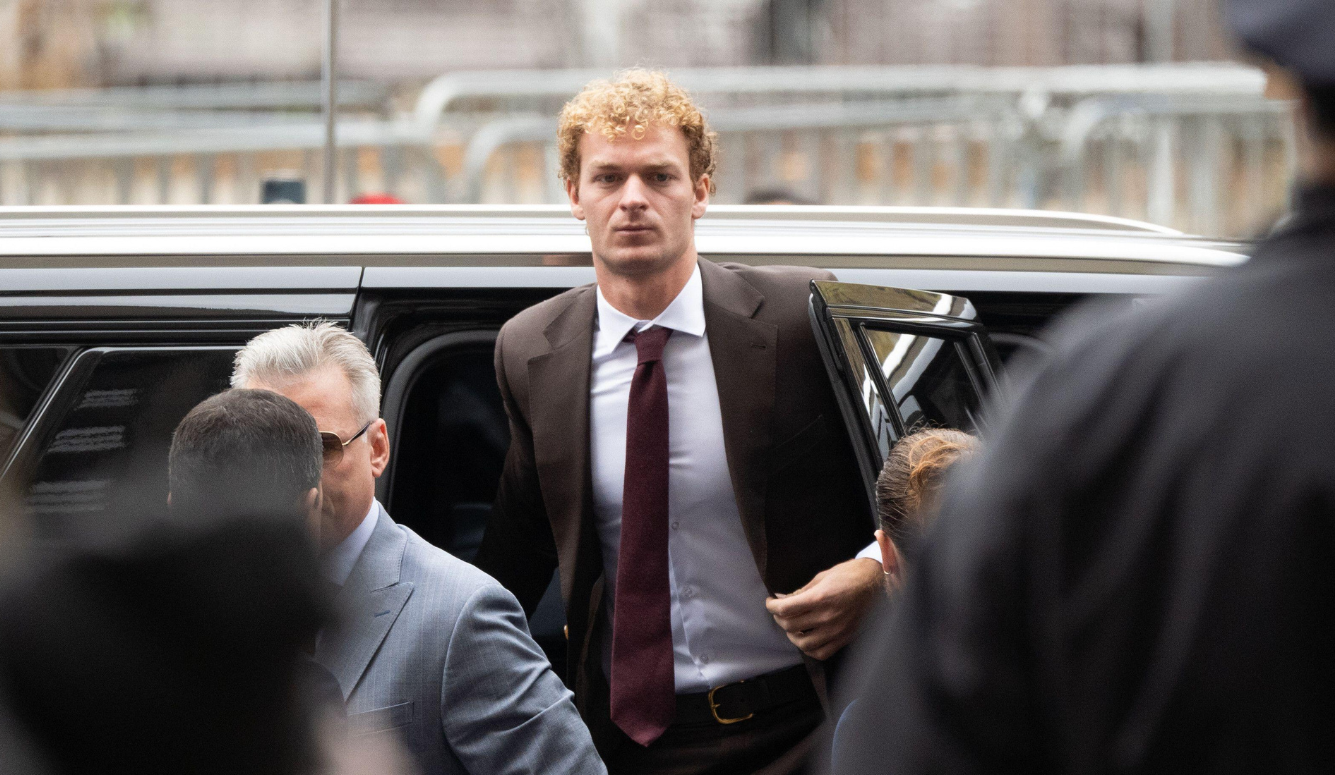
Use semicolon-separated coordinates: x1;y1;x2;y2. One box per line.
875;428;980;543
557;69;718;194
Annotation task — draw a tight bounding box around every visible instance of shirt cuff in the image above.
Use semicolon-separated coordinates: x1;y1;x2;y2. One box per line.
855;541;880;562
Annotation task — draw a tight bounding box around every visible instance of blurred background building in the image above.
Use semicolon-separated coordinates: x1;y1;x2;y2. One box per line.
0;0;1291;237
2;0;1236;81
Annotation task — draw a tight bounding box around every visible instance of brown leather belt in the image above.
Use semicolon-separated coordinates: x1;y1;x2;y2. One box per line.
673;665;818;726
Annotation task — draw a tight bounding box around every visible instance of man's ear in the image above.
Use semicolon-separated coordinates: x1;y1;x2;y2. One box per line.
691;173;710;220
368;419;390;478
875;529;900;580
567;177;585;220
302;486;322;545
303;486;322;516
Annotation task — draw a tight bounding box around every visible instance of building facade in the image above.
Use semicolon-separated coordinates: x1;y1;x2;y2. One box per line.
0;0;1237;89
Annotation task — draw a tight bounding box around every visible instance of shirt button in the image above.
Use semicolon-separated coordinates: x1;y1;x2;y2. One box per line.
681;587;693;599
671;521;680;530
700;655;710;665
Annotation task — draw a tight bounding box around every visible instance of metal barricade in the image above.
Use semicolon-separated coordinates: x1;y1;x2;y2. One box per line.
451;66;1293;236
459;96;1025;207
413;63;1266;128
0;64;1298;236
1058;94;1295;235
0;121;447;205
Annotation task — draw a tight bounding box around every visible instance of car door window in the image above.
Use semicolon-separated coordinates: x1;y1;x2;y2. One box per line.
1;347;74;463
861;328;983;439
12;348;236;539
810;280;997;510
829;317;902;463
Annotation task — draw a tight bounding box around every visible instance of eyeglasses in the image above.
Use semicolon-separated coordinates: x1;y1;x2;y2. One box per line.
319;420;373;465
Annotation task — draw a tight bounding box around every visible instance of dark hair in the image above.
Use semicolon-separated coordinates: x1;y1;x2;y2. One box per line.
168;389;322;521
875;428;979;545
1307;83;1335;139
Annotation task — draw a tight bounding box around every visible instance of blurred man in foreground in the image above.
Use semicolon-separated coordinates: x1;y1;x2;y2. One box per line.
0;518;326;775
233;322;605;775
0;386;329;775
169;389;349;716
846;3;1335;772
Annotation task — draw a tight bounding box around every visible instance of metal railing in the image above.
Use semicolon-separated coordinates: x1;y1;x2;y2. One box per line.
413;63;1267;128
1058;93;1295;234
0;80;388;113
458;96;1023;205
0;64;1296;237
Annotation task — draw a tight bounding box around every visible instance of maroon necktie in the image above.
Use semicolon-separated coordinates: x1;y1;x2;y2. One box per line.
610;325;675;747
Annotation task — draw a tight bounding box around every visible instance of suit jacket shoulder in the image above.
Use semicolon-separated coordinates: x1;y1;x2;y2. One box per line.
703;260;834;332
494;283;596;416
710;260;835;285
339;513;603;775
497;284;594;358
397;525;501;624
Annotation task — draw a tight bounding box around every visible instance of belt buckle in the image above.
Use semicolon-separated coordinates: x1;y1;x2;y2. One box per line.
707;681;755;725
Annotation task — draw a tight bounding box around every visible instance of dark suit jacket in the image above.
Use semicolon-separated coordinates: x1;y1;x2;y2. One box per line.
842;185;1335;773
476;258;870;748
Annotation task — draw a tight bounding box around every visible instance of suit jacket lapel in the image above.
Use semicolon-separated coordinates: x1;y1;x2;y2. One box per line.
527;286;597;603
316;503;415;698
700;260;778;585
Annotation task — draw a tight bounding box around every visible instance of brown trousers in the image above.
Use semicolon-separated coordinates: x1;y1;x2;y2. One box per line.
605;701;826;775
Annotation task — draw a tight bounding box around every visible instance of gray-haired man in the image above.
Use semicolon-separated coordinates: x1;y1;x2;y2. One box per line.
233;322;605;775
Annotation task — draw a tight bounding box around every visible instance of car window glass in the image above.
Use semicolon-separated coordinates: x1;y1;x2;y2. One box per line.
832;318;901;463
0;347;72;462
21;348;236;539
861;326;983;447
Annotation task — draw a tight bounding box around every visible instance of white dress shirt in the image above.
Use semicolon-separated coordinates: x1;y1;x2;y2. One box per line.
590;265;805;693
323;500;379;586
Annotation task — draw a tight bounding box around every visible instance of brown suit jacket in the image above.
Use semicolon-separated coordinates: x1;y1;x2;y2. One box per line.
475;258;870;750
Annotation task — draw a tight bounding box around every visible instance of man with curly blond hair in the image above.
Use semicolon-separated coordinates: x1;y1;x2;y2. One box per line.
477;70;880;775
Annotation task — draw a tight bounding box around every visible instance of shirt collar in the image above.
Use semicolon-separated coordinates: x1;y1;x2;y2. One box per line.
322;499;380;585
594;262;706;359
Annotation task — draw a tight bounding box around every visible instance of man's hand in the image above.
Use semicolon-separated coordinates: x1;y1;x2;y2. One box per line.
765;558;883;661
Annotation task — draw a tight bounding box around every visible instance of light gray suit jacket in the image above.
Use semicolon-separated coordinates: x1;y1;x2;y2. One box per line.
315;504;605;775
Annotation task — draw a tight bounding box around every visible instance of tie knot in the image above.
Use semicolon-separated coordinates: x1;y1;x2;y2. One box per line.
629;325;671;364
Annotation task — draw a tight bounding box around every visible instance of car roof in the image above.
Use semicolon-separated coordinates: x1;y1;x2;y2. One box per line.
0;205;1249;297
0;204;1239;257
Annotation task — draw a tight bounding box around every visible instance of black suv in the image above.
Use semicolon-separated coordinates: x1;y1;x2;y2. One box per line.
0;204;1247;666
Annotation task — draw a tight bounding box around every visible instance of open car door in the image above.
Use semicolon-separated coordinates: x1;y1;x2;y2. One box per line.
808;280;1001;512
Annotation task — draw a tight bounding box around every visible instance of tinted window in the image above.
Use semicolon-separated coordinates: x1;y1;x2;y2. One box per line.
831;317;900;464
0;347;72;461
20;348;236;539
862;327;984;438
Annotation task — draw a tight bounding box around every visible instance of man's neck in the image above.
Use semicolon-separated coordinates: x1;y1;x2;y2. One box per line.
321;499;374;554
595;252;698;320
